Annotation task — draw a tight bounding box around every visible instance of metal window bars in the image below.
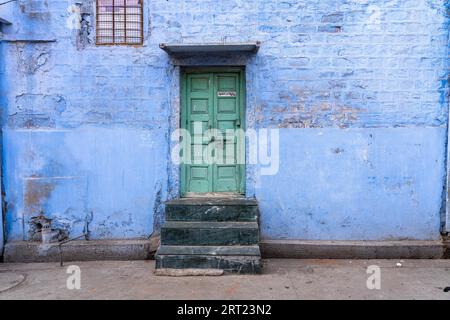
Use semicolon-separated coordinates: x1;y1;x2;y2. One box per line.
96;0;143;45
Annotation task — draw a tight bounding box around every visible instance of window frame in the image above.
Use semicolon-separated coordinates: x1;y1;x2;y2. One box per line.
95;0;144;46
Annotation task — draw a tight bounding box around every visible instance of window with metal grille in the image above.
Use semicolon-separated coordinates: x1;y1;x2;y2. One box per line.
96;0;143;45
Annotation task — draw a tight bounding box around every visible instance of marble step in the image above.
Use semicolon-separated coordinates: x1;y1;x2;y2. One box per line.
156;253;261;274
160;221;259;246
157;245;260;256
165;198;259;222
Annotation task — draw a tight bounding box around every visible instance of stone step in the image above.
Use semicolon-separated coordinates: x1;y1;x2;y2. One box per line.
160;221;259;246
165;198;258;222
156;254;261;274
158;245;260;256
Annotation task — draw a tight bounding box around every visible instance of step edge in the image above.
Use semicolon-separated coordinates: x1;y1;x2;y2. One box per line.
157;245;261;256
156;254;262;259
155;268;225;276
165;199;258;206
162;221;259;229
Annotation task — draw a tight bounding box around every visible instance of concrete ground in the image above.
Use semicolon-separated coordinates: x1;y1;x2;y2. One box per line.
0;259;449;299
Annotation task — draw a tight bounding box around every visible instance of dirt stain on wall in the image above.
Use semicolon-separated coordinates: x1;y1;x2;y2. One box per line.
24;179;55;214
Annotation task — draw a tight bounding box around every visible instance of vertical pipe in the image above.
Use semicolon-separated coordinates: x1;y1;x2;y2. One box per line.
444;135;449;234
0;35;4;256
445;8;450;234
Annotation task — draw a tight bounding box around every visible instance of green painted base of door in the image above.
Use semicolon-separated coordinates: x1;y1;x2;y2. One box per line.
181;67;246;196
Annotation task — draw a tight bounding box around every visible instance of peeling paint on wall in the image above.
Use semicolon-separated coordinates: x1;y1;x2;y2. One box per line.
73;0;93;50
152;182;164;234
277;103;365;129
24;178;54;214
15;43;52;74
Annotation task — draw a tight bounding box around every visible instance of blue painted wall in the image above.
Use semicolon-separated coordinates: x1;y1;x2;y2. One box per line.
0;0;449;242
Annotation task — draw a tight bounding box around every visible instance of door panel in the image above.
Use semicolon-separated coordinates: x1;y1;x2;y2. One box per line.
182;69;244;195
185;73;214;193
214;73;240;192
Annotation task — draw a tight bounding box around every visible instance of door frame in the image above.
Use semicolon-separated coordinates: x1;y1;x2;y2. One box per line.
180;66;246;197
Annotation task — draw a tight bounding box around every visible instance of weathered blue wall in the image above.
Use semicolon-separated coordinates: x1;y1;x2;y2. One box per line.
0;0;449;241
257;128;445;240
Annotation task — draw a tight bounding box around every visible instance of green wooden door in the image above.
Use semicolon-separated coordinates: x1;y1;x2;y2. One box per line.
181;68;245;196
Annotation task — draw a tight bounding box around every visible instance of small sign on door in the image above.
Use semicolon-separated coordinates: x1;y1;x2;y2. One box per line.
217;91;237;97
